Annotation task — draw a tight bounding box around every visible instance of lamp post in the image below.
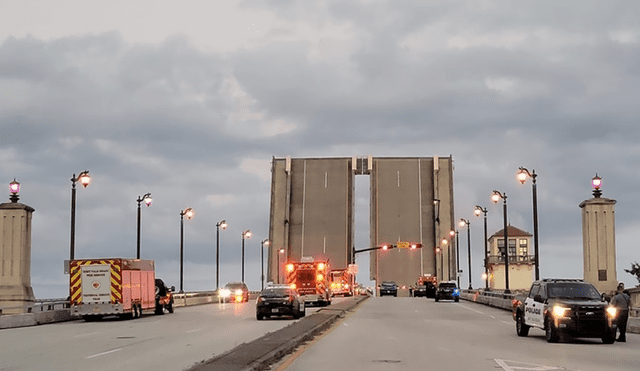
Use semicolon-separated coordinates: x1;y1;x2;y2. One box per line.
179;207;195;293
241;230;252;283
491;190;510;293
592;173;602;198
454;229;460;287
215;220;227;289
440;238;447;281
136;193;152;259
459;218;472;290
70;171;91;261
9;178;20;203
517;167;540;280
261;239;269;291
278;248;285;283
474;205;489;290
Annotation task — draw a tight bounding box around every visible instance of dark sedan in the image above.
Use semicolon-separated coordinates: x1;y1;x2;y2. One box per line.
379;281;398;297
435;281;460;302
256;287;306;320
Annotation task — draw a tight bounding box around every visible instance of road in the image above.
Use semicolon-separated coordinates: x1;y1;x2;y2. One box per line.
274;296;639;371
0;299;334;371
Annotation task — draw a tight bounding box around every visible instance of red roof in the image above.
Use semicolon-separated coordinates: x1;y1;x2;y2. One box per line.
489;225;532;239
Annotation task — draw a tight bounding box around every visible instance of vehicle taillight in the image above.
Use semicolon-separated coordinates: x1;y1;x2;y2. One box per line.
318;263;325;271
291;283;296;289
286;263;295;272
317;274;324;281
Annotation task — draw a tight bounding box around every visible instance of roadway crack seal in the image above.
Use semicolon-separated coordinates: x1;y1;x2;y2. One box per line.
185;296;369;371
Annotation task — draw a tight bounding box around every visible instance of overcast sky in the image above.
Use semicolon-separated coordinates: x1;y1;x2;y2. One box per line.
2;1;640;299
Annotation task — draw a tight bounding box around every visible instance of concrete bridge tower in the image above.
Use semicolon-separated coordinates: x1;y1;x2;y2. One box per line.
0;180;35;314
579;174;618;294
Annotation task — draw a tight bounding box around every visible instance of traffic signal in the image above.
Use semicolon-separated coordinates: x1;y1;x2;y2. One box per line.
410;243;423;249
381;243;393;250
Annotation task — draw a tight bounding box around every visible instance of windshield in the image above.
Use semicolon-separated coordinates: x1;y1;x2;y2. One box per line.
260;288;292;298
381;282;396;287
439;283;457;289
547;283;601;299
225;283;246;290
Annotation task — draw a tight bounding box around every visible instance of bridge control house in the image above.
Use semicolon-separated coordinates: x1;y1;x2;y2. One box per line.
486;225;534;291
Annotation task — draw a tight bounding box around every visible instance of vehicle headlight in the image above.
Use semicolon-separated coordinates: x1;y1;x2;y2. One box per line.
606;306;617;318
257;297;263;304
552;306;569;318
235;289;243;296
220;289;231;298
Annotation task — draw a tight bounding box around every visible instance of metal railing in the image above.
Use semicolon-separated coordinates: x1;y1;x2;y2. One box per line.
485;255;536;265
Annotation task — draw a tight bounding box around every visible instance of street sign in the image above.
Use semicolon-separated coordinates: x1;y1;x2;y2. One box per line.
348;264;358;274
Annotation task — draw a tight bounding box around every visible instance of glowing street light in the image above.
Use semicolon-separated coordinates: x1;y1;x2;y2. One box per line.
216;220;227;289
70;171;91;261
474;205;489;290
179;207;195;293
241;230;252;283
136;193;152;259
459;218;472;290
592;173;602;198
9;178;20;203
491;190;510;294
517;166;540;280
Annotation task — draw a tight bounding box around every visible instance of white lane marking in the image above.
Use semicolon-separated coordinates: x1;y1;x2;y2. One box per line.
74;332;100;338
86;348;121;359
495;358;564;370
457;304;485;315
187;328;202;333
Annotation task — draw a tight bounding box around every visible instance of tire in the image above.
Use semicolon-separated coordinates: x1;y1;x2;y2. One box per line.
257;313;263;320
167;300;174;314
602;329;616;344
545;317;559;343
516;312;530;337
435;296;439;302
155;301;164;315
454;297;459;302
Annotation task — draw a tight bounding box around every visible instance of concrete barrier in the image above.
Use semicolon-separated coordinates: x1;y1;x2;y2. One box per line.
0;291;259;330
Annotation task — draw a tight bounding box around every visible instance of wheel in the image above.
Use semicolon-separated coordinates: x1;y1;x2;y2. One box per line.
516;312;530;337
435;296;439;302
256;313;263;320
454;297;459;302
293;309;300;319
545;317;560;343
167;300;174;313
155;301;164;315
602;329;616;344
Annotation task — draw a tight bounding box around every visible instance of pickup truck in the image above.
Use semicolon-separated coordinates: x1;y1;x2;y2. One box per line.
512;279;617;343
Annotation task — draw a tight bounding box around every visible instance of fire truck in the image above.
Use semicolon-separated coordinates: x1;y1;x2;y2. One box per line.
417;274;438;298
329;269;354;297
285;257;331;306
68;258;174;320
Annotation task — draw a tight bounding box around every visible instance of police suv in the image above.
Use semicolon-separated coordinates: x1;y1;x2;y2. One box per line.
513;279;617;343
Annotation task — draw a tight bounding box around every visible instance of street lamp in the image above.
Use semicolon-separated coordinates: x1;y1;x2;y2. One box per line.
261;239;269;290
70;171;91;261
136;193;153;259
241;230;252;283
278;248;285;283
491;190;510;294
517;166;540;281
592;173;602;198
179;207;195;293
474;205;489;290
9;178;20;203
215;220;227;289
459;218;472;290
440;238;448;281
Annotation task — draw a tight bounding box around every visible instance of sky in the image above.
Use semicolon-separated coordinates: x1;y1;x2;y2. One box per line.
2;1;640;299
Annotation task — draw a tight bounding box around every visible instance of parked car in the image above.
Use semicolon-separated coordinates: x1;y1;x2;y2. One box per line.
435;281;460;302
154;278;175;314
256;286;305;320
220;282;250;303
379;281;398;297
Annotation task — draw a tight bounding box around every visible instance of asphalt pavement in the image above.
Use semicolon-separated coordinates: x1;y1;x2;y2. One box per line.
186;296;369;371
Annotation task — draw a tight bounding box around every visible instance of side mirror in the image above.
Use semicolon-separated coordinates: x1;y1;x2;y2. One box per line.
534;294;543;303
170;286;176;292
